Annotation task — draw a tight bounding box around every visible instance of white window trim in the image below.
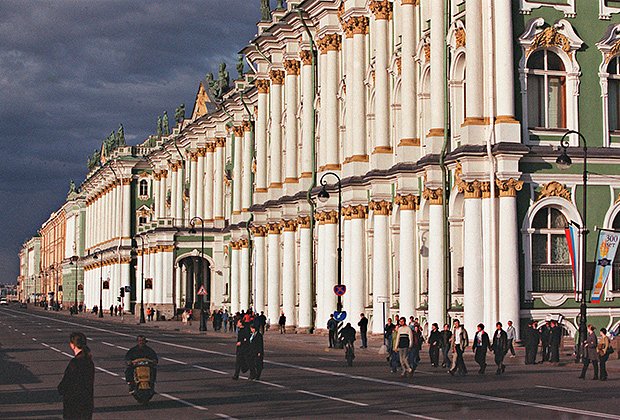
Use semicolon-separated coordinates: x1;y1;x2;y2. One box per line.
521;196;583;303
518;18;584;146
597;24;620;147
600;0;620;20
520;0;576;18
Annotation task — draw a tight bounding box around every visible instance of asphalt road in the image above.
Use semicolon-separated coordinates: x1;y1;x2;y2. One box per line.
1;305;619;419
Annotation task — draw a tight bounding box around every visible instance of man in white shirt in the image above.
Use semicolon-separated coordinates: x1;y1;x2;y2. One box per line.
506;320;517;358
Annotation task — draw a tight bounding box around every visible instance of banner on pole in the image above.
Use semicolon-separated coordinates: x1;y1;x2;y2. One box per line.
565;223;579;299
591;229;620;303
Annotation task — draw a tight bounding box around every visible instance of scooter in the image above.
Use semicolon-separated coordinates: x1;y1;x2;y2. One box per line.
129;358;157;404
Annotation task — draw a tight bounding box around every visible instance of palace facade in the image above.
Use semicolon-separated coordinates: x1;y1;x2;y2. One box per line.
19;0;620;336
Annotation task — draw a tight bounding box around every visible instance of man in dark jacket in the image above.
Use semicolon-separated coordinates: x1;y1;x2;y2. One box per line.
492;322;508;375
579;324;599;380
539;320;551;362
124;335;158;390
549;320;562;364
248;324;264;380
428;323;442;367
358;313;369;348
58;332;95;419
525;321;540;364
440;323;452;368
327;314;338;348
472;323;490;374
232;319;251;380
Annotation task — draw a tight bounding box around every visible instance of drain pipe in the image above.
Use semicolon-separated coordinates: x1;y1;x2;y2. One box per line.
240;88;255;306
297;7;318;328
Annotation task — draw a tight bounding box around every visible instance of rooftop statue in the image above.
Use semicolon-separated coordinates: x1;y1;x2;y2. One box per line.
205;72;216;90
261;0;271;21
68;180;76;195
175;104;185;124
215;62;230;100
157;115;162;137
163;111;170;135
117;124;125;145
276;0;284;10
237;54;244;79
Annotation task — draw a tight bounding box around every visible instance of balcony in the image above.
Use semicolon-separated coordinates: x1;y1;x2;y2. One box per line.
532;264;573;293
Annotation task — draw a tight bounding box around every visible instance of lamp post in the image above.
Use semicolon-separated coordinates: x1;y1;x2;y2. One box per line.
556;129;588;358
135;236;146;324
317;172;343;314
189;216;207;332
69;256;79;313
92;248;104;318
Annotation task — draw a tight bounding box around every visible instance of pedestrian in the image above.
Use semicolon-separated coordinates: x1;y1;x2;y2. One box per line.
222;310;229;332
440;323;452;368
597;327;612;381
249;324;264;380
110;305;114;317
449;319;469;376
384;318;396;354
114;305;118;316
506;320;517;358
232;319;251;380
408;324;423;369
549;320;562;364
428;323;441;368
524;321;539;365
472;323;490;374
579;324;599;380
539;320;551;362
278;312;286;334
395;317;414;377
358;313;368;348
492;322;508;375
57;332;95;420
182;310;188;325
258;311;267;334
327;314;338;348
187;309;193;326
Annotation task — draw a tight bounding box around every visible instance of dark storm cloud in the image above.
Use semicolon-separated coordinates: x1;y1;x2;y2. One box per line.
0;0;260;281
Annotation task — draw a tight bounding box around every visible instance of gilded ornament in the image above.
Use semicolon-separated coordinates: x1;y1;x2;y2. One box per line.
422;187;443;205
267;223;281;234
424;43;431;63
243;121;252;132
215;137;226;148
496;178;524;198
369;200;392;216
239;238;249;248
369;0;393;20
527;26;572;58
256;79;270;93
455;28;466;49
457;180;482;199
297;215;311;228
300;50;313;65
232;126;244;137
480;181;499;199
284;59;300;76
606;39;620;64
394;194;419;211
317;34;342;54
280;219;298;232
270;69;285;85
536;181;572;201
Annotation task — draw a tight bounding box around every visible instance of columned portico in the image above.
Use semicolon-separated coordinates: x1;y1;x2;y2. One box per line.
370;200;391;334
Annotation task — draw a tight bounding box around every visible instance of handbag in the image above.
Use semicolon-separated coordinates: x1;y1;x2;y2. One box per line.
607;345;615;355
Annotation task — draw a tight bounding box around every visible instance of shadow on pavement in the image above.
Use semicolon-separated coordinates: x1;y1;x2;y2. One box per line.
0;347;41;385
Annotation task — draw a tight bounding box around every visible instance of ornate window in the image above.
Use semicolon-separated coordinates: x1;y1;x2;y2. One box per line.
448;22;466;149
519;0;576;18
600;0;620;20
519;19;583;145
139;180;149;199
597;24;620;146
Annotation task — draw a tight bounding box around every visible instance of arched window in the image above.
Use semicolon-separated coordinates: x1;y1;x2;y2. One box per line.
607;57;620;133
139;180;149;197
531;206;572;292
527;50;566;130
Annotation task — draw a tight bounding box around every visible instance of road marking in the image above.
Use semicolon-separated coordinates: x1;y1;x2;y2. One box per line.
41;343;50;347
87;337;93;341
256;380;285;389
62;352;73;358
102;341;115;347
536;385;581;393
14;328;18;331
389;410;441;419
193;365;227;375
159;393;208;411
56;328;62;331
21;333;26;336
215;414;237;419
163;357;187;365
116;345;129;350
96;367;119;377
319;357;337;362
32;338;37;341
50;346;61;352
297;389;368;407
217;343;227;346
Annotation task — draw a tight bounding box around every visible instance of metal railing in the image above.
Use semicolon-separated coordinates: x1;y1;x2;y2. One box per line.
532;265;573;293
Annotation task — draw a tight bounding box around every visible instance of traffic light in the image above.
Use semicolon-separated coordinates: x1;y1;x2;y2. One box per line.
119;287;125;298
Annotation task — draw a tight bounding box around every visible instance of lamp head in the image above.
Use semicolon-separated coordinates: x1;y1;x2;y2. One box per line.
189;227;197;234
556;150;572;170
318;185;330;203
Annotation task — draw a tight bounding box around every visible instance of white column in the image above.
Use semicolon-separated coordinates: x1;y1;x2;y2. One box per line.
282;221;297;327
240;240;250;311
176;164;184;222
269;70;284;189
205;146;214;221
351;18;368;159
122;180;131;238
319;35;341;169
267;224;281;325
170;166;178;220
253;228;267;314
462;187;484;331
242;123;253;212
427;0;445;154
148;248;156;306
399;1;417;147
494;0;516;119
427;191;446;328
465;0;484;123
482;185;496;328
297;218;313;330
214;139;224;220
230;243;240;314
498;180;522;335
371;3;391;154
316;219;325;328
397;197;417;320
232;127;243;214
255;81;269;192
343;30;354;162
157;247;164;305
300;52;314;179
196;150;205;219
349;208;367;322
343;215;352;316
159;171;168;218
371;201;390;334
153;175;160;220
175;263;182;308
284;60;299;183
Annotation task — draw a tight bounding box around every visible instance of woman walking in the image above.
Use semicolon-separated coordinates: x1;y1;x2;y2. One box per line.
58;332;95;419
597;327;612;381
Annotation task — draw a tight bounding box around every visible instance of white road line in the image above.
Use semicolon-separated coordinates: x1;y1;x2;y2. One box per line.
41;343;50;347
256;380;285;389
297;389;368;407
193;365;227;375
163;357;187;365
87;337;93;341
116;345;129;350
536;385;581;393
96;367;119;377
319;357;337;362
21;333;26;336
61;352;73;358
389;409;441;419
32;338;37;341
56;328;62;331
102;341;115;347
159;393;208;411
14;328;18;331
215;414;237;419
217;343;227;346
50;346;61;352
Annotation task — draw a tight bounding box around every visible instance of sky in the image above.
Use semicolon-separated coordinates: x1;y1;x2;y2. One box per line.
0;0;261;283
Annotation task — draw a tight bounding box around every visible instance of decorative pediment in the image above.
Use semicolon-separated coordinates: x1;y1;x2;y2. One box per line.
597;23;620;65
519;0;576;18
191;82;216;121
447;21;466;52
520;18;583;60
536;181;571;202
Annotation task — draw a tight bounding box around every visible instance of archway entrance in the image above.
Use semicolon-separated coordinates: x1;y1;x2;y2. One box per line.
178;256;210;310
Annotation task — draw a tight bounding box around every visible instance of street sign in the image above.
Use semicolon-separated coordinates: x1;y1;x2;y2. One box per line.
333;285;346;296
197;285;207;296
333;311;347;322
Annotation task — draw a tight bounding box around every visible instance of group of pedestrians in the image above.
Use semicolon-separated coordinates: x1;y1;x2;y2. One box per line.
523;319;562;365
579;324;613;381
232;319;265;381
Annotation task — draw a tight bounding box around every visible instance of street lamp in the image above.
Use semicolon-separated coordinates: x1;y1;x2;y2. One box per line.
69;256;79;313
317;172;343;314
135;236;146;324
92;248;104;318
556;129;588;359
189;216;207;332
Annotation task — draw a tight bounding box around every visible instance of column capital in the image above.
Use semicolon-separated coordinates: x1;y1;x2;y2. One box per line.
280;219;298;232
243;121;253;132
269;69;285;85
300;50;313;65
297;215;311;228
369;200;392;215
496;178;524;198
197;148;207;157
230;241;241;250
480;181;499;199
232;126;244;137
422;187;443;205
322;210;340;224
121;178;132;186
284;59;300;76
239;238;249;248
317;33;342;54
250;225;268;237
189;152;198;162
369;0;393;20
394;194;420;210
349;16;369;35
215;137;226;148
401;0;420;5
457;180;482;199
256;79;270;93
343;204;368;220
206;142;216;153
267;222;282;234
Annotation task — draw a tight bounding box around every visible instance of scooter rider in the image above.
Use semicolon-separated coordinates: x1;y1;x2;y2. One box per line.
125;335;158;392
